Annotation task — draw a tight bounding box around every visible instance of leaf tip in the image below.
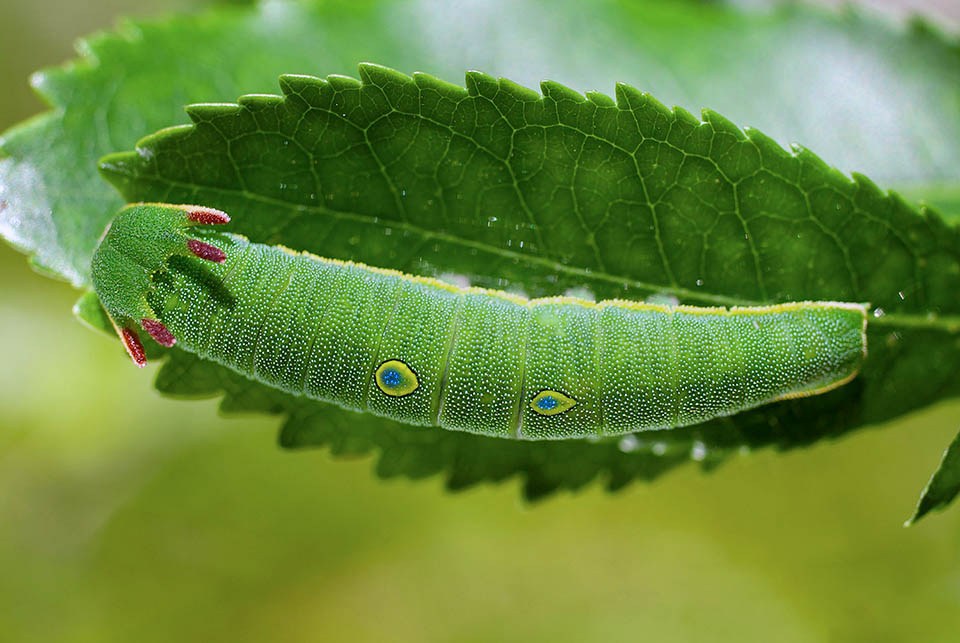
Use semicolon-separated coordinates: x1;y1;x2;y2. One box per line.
412;71;468;99
357;62;409;87
236;93;283;109
585;91;615;107
613;82;643;107
539;80;584;104
325;73;362;91
278;73;320;96
464;70;496;96
702;109;746;140
97;150;140;182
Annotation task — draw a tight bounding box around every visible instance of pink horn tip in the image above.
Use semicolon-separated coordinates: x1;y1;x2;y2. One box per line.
141;319;177;347
121;327;148;367
187;206;230;225
187;239;226;263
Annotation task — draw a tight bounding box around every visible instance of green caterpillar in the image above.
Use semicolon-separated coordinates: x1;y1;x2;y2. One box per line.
91;204;868;440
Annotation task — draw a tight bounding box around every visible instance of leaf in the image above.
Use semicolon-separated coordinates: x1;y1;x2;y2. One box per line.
99;67;960;496
908;428;960;524
3;0;960;285
154;351;698;498
2;0;960;496
897;184;960;224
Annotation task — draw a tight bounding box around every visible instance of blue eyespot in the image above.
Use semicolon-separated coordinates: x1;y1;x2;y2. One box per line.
375;359;419;397
529;390;577;416
381;368;402;388
537;395;558;410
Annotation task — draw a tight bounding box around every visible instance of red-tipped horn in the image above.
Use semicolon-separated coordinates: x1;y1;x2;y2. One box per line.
121;327;147;367
141;318;177;347
186;206;230;225
187;239;226;263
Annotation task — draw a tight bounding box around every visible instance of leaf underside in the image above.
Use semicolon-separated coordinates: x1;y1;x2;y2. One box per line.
3;0;960;501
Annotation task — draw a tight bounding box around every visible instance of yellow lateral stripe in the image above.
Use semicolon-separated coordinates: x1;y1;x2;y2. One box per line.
305;251;871;316
771;365;863;401
182;219;868;319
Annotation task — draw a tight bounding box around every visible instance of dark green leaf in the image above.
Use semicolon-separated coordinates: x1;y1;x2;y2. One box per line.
154;350;718;498
909;428;960;524
3;0;960;284
3;0;960;496
102;67;959;496
72;290;113;334
897;184;960;224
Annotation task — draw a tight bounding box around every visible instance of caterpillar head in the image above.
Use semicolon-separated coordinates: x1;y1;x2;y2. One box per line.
91;203;230;366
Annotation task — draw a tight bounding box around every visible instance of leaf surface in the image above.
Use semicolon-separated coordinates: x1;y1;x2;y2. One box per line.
102;67;960;496
909;428;960;524
3;0;960;284
3;0;960;497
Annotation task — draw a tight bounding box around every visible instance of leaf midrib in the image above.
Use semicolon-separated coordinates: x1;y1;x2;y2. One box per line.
109;173;960;333
117;174;759;306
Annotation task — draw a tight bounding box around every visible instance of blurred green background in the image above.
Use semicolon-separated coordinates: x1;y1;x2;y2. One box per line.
2;1;960;641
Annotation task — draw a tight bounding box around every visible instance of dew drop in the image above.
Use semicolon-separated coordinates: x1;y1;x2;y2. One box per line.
652;442;667;456
873;307;885;318
618;435;640;453
691;441;707;461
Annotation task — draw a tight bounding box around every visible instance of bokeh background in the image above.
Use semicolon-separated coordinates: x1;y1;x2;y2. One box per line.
2;1;960;641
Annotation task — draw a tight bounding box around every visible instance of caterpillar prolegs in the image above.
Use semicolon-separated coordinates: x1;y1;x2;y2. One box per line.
91;204;868;440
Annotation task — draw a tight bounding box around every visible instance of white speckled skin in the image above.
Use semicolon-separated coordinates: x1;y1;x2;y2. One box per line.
146;230;867;440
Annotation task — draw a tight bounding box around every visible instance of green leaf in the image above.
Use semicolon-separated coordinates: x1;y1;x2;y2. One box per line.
897;184;960;224
155;351;697;497
100;66;959;496
3;0;960;496
3;0;960;285
909;428;960;524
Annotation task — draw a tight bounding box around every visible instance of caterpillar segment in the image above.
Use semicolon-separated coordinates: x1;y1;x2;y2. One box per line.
91;204;868;438
91;203;231;366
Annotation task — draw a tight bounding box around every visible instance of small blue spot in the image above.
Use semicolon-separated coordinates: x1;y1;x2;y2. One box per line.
537;395;558;410
381;368;402;388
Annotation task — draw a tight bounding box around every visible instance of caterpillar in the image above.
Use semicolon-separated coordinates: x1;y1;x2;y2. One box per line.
91;203;868;440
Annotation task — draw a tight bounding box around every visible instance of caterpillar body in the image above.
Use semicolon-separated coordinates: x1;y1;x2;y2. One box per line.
91;204;868;440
